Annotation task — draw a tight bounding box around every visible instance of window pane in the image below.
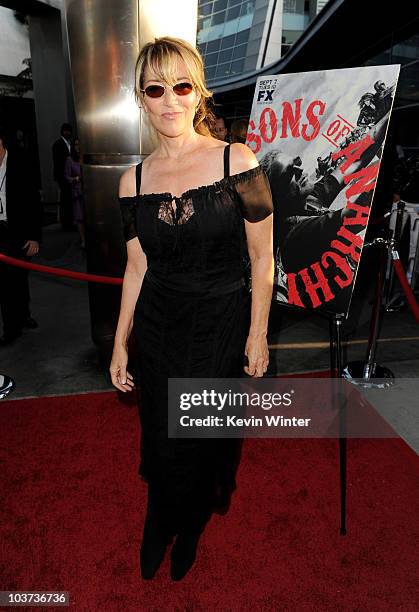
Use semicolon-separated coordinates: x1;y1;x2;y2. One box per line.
220;34;236;49
224;19;239;36
226;5;240;20
219;48;233;63
212;10;226;25
240;1;255;17
395;61;419;107
205;66;217;80
207;38;222;53
232;43;247;60
392;33;419;65
216;63;231;78
230;58;244;74
205;51;219;66
200;16;212;30
282;29;304;45
284;0;297;12
200;3;213;16
236;28;250;44
214;0;228;10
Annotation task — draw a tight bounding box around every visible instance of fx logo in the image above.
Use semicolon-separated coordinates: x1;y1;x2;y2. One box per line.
257;89;274;102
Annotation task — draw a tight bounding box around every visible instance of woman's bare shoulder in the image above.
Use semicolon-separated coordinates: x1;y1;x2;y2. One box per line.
119;165;137;197
229;142;258;175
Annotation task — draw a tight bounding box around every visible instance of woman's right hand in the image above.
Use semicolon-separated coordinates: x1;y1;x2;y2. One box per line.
109;344;135;392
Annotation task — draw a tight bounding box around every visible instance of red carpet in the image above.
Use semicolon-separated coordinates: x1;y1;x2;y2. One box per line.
1;391;418;611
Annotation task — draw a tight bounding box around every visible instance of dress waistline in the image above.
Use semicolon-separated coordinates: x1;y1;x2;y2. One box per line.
144;269;246;296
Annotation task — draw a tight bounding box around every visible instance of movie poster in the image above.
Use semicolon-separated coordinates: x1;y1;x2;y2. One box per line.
246;65;400;317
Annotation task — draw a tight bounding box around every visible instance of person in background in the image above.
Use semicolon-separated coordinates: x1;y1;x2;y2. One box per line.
0;127;42;346
213;115;228;141
65;138;85;248
52;122;73;230
230;118;248;145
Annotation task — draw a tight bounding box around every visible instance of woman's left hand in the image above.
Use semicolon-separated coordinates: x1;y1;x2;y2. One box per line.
244;333;269;377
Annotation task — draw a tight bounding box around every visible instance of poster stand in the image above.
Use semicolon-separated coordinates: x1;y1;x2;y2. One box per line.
328;313;347;535
331;205;404;534
249;64;402;542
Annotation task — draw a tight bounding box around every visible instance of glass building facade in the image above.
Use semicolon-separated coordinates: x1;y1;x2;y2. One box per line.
197;0;329;84
207;1;419;153
197;0;256;82
352;31;419;148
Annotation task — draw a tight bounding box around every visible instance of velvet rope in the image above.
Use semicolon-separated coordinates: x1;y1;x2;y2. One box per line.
0;253;123;285
1;251;418;323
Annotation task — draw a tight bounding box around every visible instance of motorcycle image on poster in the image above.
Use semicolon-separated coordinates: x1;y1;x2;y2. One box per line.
246;65;400;317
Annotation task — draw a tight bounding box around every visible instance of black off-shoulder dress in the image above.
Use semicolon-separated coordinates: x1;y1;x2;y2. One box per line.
119;144;273;537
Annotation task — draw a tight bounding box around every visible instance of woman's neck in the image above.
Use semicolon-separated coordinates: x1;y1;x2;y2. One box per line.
155;129;202;160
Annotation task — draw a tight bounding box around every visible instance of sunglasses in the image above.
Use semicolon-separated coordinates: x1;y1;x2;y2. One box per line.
140;82;194;98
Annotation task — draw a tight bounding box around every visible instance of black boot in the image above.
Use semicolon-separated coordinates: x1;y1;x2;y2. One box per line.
170;527;203;581
140;510;172;580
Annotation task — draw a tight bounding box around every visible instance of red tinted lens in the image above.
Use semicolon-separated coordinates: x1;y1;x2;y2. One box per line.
173;82;193;95
144;85;165;98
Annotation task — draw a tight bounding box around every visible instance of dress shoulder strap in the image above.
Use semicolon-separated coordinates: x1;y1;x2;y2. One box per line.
135;162;143;195
223;144;230;178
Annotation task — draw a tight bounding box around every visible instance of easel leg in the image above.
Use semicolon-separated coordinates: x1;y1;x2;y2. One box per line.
329;316;336;375
332;315;347;535
339;437;347;535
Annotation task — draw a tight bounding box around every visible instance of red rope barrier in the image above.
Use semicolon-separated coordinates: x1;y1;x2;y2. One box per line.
392;255;419;324
0;253;123;285
2;251;418;323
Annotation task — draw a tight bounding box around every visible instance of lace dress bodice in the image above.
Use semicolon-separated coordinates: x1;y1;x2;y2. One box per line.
118;145;273;295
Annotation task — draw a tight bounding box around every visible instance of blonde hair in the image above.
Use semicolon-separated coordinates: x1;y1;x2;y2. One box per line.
134;36;216;137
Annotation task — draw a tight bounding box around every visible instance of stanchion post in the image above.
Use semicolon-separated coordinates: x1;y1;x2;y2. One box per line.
384;200;405;309
363;240;388;379
342;204;400;386
0;374;15;399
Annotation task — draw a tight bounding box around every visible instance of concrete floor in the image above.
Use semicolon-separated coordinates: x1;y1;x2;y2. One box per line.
1;222;418;452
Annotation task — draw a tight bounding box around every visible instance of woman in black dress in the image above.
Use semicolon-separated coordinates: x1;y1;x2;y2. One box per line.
110;36;274;581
